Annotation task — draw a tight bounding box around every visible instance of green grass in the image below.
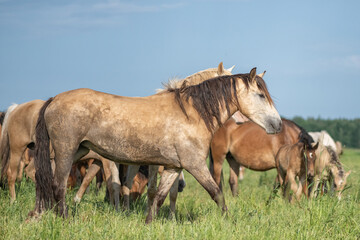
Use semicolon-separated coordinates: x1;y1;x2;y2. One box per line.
1;149;360;239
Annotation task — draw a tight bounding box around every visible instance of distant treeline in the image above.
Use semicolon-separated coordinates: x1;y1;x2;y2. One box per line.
291;116;360;148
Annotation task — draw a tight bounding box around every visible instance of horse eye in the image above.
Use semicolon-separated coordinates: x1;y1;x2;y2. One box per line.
258;93;265;99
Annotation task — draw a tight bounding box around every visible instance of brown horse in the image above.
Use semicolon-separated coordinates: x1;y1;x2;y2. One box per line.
209;118;313;196
30;68;282;223
122;62;235;214
275;141;319;202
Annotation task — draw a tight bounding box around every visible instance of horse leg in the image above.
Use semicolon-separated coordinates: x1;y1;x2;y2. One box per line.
287;173;299;203
107;161;121;210
7;149;25;202
296;176;307;201
24;159;36;182
73;161;101;203
169;174;180;219
17;158;25;182
53;147;89;217
211;151;226;192
146;165;159;213
267;175;281;205
227;156;240;197
122;165;140;210
185;162;227;212
145;168;180;224
239;165;245;181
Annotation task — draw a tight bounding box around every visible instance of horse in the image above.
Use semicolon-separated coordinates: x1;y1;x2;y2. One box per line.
209;117;313;197
30;67;282;223
0;100;120;203
309;131;340;156
310;144;351;200
73;62;230;211
122;62;235;214
275;141;319;202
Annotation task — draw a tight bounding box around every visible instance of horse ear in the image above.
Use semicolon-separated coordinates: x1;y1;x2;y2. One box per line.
249;67;257;81
227;65;235;73
217;62;224;75
257;71;266;78
312;142;319;150
345;170;351;178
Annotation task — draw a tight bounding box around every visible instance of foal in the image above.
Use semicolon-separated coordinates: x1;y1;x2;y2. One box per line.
275;141;319;202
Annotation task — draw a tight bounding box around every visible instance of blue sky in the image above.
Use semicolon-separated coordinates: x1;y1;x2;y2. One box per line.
0;0;359;119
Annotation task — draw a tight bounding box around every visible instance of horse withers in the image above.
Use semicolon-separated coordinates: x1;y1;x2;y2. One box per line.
275;141;319;203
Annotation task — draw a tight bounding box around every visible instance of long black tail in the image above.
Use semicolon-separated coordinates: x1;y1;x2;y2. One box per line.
33;97;54;212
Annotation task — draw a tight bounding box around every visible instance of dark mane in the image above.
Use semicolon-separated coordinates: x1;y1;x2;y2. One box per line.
0;112;5;126
326;146;344;177
287;119;315;149
168;73;273;132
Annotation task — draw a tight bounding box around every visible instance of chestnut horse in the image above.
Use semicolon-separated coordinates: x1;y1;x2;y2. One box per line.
209;118;313;196
30;68;282;223
275;141;319;202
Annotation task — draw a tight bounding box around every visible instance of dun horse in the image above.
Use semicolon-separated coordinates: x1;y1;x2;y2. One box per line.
209;117;313;196
74;63;230;211
30;68;282;223
275;141;319;202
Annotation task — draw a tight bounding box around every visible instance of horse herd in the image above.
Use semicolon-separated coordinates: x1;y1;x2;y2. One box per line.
0;63;351;223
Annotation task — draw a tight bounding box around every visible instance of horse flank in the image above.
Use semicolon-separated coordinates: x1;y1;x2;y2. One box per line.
168;73;273;132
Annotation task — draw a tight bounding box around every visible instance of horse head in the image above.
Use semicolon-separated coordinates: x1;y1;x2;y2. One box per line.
234;68;282;134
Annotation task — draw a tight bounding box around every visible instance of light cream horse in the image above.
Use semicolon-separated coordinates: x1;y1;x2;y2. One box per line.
30;67;282;223
122;62;235;216
310;141;351;200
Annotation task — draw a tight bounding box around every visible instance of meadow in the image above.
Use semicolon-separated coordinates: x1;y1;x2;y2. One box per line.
0;149;359;240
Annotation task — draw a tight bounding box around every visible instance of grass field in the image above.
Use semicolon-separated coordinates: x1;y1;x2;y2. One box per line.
0;149;359;239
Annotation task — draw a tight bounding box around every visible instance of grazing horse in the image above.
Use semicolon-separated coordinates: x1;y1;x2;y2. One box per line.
209;118;313;196
310;144;350;200
275;141;319;202
122;62;235;214
30;68;282;223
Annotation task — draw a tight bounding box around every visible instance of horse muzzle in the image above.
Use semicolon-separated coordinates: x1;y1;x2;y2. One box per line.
265;117;282;134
